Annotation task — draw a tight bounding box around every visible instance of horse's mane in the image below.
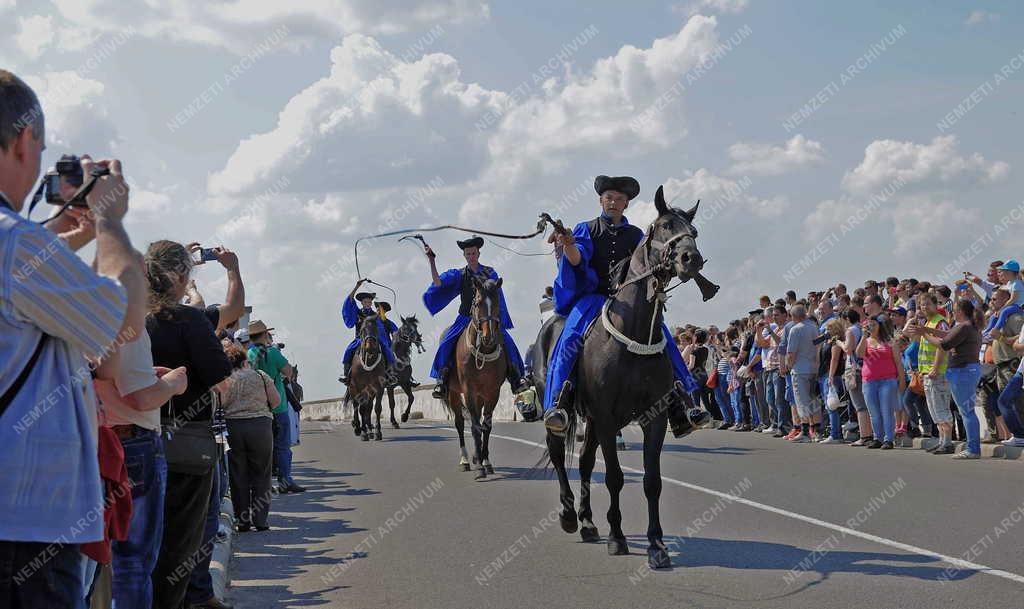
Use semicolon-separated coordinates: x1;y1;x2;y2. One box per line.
609;257;632;292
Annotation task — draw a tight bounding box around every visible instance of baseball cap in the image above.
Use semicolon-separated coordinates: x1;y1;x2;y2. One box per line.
997;260;1020;273
234;329;250;342
888;306;907;317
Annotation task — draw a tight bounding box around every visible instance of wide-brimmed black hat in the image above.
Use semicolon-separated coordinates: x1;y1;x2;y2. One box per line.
376;302;392;313
355;292;376;301
457;236;484;250
594;175;640;200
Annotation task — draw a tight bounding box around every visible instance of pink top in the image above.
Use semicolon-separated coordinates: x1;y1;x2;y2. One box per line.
861;341;898;382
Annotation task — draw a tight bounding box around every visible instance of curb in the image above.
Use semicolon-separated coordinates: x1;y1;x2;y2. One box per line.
211;497;234;601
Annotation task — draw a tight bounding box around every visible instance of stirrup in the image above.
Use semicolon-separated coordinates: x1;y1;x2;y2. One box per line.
544;408;568;436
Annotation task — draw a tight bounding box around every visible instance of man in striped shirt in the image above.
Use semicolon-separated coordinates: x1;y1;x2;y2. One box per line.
0;70;146;607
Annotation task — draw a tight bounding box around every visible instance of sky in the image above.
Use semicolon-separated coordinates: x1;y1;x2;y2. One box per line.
4;0;1024;401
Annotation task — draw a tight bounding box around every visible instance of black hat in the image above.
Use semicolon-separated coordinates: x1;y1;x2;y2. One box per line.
457;236;484;250
594;175;640;200
355;292;376;301
376;302;392;313
748;308;764;316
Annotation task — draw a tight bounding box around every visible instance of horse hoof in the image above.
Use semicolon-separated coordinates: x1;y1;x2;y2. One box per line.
461;463;471;472
607;537;629;556
580;526;600;543
475;469;487;480
353;428;361;437
485;463;495;475
559;509;578;534
375;432;383;441
648;545;671;569
401;412;410;423
361;434;369;442
392;422;400;429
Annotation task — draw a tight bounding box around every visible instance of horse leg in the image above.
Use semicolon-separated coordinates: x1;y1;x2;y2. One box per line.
388;386;400;429
401;384;413;423
374;392;383;440
546;430;577;534
468;408;487;480
349;394;361;436
481;410;494;475
598;432;627;555
454;410;470;471
643;416;670;569
577;418;600;542
359;396;370;441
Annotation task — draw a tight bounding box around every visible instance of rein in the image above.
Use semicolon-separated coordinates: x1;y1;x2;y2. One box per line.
466;291;503;369
358;337;382;371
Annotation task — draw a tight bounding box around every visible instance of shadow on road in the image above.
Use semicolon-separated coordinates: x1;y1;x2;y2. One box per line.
228;461;377;607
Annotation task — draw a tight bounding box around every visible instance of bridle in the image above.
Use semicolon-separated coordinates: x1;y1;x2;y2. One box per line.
466;282;503;369
357;318;383;371
601;214;700;355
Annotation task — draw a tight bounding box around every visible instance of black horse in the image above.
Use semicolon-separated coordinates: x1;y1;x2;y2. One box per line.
385;315;425;428
347;314;388;441
537;186;715;569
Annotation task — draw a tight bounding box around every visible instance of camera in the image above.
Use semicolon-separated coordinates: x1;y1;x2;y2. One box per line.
43;155;85;205
193;247;219;264
812;332;831;346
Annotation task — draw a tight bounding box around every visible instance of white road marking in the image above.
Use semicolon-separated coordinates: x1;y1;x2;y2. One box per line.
416;423;1024;586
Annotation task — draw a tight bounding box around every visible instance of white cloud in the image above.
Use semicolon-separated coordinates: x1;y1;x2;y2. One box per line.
889;197;981;256
726;134;824;176
675;0;750;17
661;168;788;223
15;15;54;59
24;71;121;152
841;135;1009;194
966;10;999;25
49;0;488;54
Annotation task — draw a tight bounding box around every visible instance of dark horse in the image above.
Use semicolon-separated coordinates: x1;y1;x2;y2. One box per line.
384;315;425;428
347;313;388;441
538;186;714;569
444;274;507;479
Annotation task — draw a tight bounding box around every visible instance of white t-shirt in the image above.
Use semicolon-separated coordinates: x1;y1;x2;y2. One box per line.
98;332;160;430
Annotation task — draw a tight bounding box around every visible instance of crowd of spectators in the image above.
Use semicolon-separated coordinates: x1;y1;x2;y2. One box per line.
0;70;304;609
674;261;1024;460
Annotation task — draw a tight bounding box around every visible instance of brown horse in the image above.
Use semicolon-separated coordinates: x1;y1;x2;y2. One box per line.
444;274;507;479
347;314;388;441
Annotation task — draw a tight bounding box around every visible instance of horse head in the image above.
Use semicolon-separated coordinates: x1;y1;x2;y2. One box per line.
357;313;381;358
470;274;503;351
648;185;705;283
399;315;425;354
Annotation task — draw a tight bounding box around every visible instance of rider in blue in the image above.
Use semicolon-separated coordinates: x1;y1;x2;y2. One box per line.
421;236;528;400
543;175;704;438
339;279;397;384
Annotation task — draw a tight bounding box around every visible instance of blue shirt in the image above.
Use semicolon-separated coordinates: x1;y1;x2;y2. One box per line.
0;200;126;543
787;320;819;375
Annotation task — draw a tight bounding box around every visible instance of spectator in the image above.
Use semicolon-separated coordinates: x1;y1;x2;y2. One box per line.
786;305;821;443
919;300;984;458
857;316;905;450
907;293;955;455
185;243;246;334
841;309;874;445
991;288;1024;446
144;240;233;609
686;329;719;421
821;319;847;444
0;70;146;607
248;320;303;494
221;344;278;532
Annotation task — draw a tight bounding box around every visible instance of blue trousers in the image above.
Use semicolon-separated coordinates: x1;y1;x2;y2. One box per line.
0;541;84;608
713;384;733;424
947;364;982;454
863;377;898;442
823;376;845;440
112;430;166;609
429;315;524;379
997;371;1024;437
543;294;696;411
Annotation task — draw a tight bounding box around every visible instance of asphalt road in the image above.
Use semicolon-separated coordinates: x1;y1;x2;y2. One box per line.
228;419;1024;609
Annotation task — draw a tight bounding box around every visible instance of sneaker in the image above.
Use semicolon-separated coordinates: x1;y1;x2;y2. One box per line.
753;424;765;433
718;422;733;430
1001;436;1024;447
932;444;955;455
761;426;777;434
544;408;569;435
818;437;844;444
850;437;872;447
810;433;822;443
784;429;800;440
952;450;980;460
924;442;940;453
880;441;894;450
773;429;786;438
791;433;811;443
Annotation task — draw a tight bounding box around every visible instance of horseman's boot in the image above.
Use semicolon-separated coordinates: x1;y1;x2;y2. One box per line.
339;362;352;385
543;381;572;435
667;381;711;438
431;367;450;400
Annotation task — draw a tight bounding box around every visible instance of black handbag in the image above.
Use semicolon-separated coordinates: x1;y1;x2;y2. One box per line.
162;392;217;476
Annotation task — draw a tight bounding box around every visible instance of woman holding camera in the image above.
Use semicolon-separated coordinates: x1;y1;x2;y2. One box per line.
144;240;233;609
918;300;984;459
821;319;847;444
857;316;906;450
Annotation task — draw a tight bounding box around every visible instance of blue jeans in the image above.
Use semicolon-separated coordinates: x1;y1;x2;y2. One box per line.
825;376;845;440
947;364;982;454
772;370;791;431
713;384;733;424
185;460;224;604
112;430;167;609
764;370;777;427
863;377;898;442
996;371;1024;438
0;541;84;608
274;410;294;485
729;388;743;424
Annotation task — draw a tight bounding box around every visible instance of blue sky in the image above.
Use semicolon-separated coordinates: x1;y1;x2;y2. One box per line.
5;1;1023;400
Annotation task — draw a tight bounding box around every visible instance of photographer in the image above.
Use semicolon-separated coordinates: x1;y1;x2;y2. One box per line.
0;70;148;606
185;242;246;334
247;320;304;494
